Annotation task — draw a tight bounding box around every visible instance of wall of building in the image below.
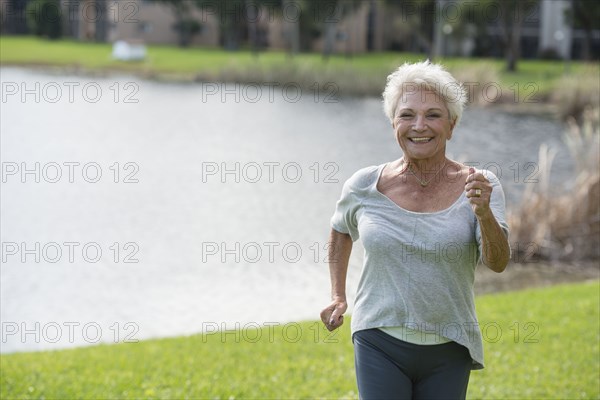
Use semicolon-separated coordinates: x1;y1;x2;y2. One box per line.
108;0;220;47
539;0;572;59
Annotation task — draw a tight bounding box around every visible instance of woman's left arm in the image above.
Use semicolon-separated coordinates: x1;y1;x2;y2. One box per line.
465;167;510;273
476;208;510;272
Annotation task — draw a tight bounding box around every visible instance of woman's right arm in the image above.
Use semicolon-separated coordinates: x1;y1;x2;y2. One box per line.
320;228;353;331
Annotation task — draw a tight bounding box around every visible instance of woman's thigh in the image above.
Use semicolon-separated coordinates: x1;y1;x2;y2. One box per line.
412;340;472;400
353;329;413;399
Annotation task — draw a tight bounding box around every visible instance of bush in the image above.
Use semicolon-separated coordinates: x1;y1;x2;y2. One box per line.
539;47;562;60
552;67;600;123
508;108;600;261
172;19;203;47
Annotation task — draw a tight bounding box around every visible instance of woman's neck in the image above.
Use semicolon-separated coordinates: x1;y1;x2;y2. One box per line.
402;155;448;175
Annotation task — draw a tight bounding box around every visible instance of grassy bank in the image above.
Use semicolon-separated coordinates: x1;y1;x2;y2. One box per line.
1;280;598;399
1;36;598;100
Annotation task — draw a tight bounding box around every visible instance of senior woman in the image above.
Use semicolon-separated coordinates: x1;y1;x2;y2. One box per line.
320;61;510;399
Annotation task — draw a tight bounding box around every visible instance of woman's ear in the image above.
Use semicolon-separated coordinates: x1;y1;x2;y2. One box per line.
447;118;456;140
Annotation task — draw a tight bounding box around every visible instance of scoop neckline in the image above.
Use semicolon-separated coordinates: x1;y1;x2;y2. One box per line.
372;162;467;215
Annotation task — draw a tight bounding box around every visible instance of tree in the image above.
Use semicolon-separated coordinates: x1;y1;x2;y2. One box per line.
195;0;243;50
565;0;600;60
25;0;62;39
152;0;202;47
497;0;538;71
298;0;361;60
281;0;300;55
383;0;437;59
193;0;282;51
457;0;538;71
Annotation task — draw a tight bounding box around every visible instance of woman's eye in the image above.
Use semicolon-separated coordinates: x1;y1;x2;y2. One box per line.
400;114;413;119
427;114;441;119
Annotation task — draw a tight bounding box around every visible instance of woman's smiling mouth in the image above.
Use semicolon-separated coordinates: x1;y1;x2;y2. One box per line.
409;137;433;143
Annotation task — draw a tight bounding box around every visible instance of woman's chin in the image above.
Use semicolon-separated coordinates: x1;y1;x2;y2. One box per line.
402;151;442;161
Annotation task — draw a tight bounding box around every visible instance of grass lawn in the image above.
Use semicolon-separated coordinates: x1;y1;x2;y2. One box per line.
1;280;598;399
1;36;598;98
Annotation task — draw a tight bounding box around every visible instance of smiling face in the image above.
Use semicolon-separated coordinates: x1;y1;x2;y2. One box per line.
393;88;455;163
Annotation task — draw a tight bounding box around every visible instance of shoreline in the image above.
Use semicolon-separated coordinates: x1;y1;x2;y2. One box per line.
474;260;600;296
1;263;596;355
0;62;562;117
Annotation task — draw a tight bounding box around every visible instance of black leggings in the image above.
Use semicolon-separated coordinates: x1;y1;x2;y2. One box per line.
353;328;472;400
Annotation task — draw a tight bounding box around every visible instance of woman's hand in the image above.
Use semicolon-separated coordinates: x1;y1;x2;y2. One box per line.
321;229;352;331
320;297;348;331
465;167;493;218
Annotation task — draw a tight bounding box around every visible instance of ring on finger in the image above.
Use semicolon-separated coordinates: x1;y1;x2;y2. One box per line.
474;189;482;197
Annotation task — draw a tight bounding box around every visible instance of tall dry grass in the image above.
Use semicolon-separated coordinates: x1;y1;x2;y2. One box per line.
213;60;388;97
508;107;600;261
449;63;501;106
552;66;600;123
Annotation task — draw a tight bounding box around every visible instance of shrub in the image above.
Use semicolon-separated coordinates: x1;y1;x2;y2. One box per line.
552;67;600;123
508;108;600;261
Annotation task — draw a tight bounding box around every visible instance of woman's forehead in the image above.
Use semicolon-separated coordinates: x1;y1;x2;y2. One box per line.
398;89;446;107
399;89;445;104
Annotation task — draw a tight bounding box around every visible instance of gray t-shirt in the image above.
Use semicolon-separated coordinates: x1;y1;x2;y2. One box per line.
330;163;509;370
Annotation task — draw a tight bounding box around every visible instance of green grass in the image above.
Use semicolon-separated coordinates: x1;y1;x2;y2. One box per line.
1;36;598;98
1;280;598;399
471;280;600;399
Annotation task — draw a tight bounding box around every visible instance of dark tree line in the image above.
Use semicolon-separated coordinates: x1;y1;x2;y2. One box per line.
154;0;361;59
17;0;598;68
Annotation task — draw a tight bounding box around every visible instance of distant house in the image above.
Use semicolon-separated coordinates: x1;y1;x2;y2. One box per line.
67;0;221;47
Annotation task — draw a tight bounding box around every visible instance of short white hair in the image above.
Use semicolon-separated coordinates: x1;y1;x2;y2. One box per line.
382;60;467;126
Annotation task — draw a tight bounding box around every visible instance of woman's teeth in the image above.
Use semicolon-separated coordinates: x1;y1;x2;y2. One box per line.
410;137;432;143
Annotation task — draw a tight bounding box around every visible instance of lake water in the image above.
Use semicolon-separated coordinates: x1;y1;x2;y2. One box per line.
0;67;573;353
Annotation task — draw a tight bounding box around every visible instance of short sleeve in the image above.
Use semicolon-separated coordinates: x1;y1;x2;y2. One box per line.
475;170;510;262
330;176;362;242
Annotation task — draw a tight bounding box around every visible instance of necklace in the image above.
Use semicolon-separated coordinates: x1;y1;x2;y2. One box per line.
404;160;447;187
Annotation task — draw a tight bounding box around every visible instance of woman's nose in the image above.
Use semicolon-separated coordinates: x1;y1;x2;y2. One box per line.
412;115;426;131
